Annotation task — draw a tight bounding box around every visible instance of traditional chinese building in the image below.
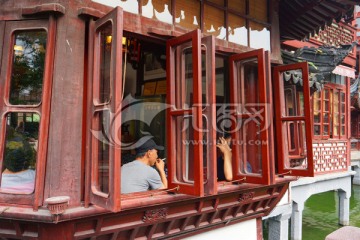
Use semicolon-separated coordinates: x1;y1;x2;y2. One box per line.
0;1;357;239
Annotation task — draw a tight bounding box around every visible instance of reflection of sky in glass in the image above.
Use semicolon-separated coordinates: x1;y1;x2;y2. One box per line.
92;0;138;14
15;39;43;67
250;28;270;51
228;27;248;46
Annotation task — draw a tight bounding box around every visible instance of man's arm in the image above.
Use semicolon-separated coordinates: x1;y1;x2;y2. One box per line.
217;137;233;181
155;159;168;189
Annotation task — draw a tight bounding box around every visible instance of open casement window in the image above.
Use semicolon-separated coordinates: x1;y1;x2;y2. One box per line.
273;62;314;177
229;49;270;185
87;7;123;212
0;18;55;209
166;30;216;196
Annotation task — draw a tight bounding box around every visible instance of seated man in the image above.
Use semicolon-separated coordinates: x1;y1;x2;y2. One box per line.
121;139;168;194
216;133;252;181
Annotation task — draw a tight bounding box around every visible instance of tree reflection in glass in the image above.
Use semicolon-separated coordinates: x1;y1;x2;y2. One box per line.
10;30;47;105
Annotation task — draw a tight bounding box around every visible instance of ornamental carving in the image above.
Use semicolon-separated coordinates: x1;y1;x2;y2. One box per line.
142;208;168;223
238;192;255;203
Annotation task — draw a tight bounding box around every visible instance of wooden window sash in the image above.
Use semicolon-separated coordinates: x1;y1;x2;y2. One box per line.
274;62;314;177
87;7;123;212
322;87;331;140
166;29;205;196
229;48;270;185
0;18;55;210
313;91;322;140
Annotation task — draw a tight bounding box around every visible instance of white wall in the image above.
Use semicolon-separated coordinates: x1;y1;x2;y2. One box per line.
185;219;258;240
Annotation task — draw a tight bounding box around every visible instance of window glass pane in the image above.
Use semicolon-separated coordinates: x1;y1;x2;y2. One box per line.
175;0;200;30
239;115;262;175
202;115;209;182
175;47;194;109
96;22;112;104
215;57;225;98
249;0;268;22
324;89;330;99
341;92;345;103
234;58;259;105
314;114;320;123
313;92;321;111
228;14;247;46
201;50;208;104
1;112;39;194
314;125;320;135
324;101;329;111
228;0;246;14
232;57;265;176
283;120;308;170
174;116;194;184
324;125;329;135
285;88;295;116
323;112;329;123
204;4;226;40
94;110;110;194
142;0;172;24
282;71;304;117
249;21;270;51
10;30;47;105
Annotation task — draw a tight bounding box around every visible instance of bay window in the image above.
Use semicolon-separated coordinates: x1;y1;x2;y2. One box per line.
0;18;55;208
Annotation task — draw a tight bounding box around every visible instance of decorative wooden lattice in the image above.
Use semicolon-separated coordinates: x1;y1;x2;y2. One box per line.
313;141;348;173
312;22;355;47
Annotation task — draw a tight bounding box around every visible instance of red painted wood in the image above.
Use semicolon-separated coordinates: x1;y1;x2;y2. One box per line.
88;7;123;212
273;62;314;177
229;49;271;185
166;29;204;196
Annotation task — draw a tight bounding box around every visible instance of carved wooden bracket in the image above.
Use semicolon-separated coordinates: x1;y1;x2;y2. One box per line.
238;192;255;203
142;208;168;223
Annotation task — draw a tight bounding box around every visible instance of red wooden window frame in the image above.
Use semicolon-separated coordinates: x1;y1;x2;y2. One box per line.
201;36;217;195
274;62;314;177
312;84;346;140
85;7;123;212
0;17;56;209
166;29;206;196
229;49;271;185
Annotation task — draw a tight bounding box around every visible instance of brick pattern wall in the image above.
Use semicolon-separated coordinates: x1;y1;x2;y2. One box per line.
313;141;348;173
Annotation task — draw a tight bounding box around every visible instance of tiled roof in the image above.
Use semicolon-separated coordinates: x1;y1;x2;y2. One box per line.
282;43;356;91
280;0;357;40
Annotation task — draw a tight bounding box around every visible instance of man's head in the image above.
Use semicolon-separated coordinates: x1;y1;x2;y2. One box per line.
135;139;164;166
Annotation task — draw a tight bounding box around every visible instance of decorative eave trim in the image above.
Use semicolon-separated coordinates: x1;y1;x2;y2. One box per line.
22;3;65;16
